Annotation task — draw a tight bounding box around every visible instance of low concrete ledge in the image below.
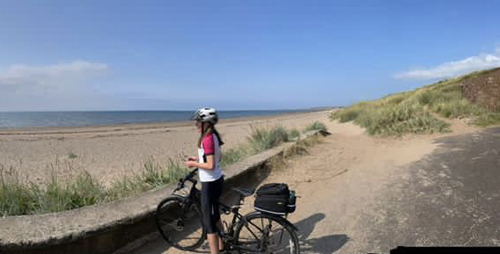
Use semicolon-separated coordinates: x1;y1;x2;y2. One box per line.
0;130;328;254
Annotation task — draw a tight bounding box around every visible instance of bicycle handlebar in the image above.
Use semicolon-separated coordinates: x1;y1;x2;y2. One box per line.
175;168;199;192
185;168;198;181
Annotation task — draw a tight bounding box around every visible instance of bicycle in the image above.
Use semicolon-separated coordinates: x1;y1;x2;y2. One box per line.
155;168;300;253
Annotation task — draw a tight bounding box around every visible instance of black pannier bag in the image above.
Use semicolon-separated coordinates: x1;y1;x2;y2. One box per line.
254;183;296;215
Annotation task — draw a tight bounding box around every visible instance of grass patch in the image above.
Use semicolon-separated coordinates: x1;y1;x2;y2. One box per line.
0;159;188;216
222;123;325;166
39;171;103;213
334;106;362;123
1;123;325;216
105;158;188;201
304;121;328;133
352;102;450;136
220;146;250;168
331;68;500;135
0;166;37;216
288;128;301;140
247;125;289;153
68;152;77;159
475;113;500;127
0;166;104;216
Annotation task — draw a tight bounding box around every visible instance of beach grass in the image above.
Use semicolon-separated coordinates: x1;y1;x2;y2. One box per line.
331;68;500;136
105;158;189;201
220;146;250;168
288;128;301;140
248;125;289;153
0;122;327;216
0;160;188;216
40;171;103;213
0;167;104;216
221;126;293;167
304;121;328;133
0;166;36;216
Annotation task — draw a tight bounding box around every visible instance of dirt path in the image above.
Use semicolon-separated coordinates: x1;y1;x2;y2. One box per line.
254;121;440;253
131;120;437;253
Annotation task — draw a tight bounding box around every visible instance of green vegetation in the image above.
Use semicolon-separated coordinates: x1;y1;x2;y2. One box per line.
0;168;104;216
221;123;328;166
304;121;328;133
220;146;250;168
105;159;189;201
1;122;328;216
288;128;301;140
331;68;500;135
0;159;188;216
68;152;77;159
248;125;289;153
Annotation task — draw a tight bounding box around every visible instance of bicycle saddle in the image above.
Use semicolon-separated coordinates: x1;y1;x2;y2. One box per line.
232;187;255;197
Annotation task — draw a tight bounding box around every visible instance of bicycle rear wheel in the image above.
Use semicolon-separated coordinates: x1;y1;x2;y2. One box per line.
234;212;300;254
155;196;206;251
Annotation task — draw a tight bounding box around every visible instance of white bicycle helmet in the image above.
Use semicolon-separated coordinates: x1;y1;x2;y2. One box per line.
192;107;219;125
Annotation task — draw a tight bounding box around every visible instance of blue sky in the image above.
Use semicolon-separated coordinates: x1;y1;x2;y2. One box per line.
1;0;499;111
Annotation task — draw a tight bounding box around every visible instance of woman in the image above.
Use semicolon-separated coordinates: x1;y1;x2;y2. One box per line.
184;107;225;254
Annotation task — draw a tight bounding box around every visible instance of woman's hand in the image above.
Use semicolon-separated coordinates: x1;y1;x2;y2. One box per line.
184;160;197;168
185;155;213;170
187;156;198;162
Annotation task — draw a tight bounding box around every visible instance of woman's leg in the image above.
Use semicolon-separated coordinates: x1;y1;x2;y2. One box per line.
213;177;224;251
207;233;220;254
201;178;223;254
217;220;224;250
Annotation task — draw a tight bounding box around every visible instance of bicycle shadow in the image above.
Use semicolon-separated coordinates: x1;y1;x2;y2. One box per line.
295;213;349;254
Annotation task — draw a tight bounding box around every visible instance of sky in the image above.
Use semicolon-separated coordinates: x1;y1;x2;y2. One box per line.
0;0;500;111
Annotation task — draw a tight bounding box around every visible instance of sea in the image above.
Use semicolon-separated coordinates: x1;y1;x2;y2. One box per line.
0;110;316;129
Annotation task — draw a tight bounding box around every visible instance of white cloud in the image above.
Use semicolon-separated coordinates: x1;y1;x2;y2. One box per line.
0;60;108;91
0;61;108;111
394;48;500;80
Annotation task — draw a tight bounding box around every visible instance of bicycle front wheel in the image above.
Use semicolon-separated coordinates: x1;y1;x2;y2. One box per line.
234;212;300;254
155;196;206;251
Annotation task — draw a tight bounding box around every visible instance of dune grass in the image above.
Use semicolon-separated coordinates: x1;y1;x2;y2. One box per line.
105;159;189;201
1;122;327;216
304;121;328;133
331;68;500;136
288;128;301;140
220;146;250;168
0;167;105;216
247;125;289;153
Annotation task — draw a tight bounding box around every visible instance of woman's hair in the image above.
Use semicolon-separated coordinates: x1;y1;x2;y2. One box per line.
198;122;224;148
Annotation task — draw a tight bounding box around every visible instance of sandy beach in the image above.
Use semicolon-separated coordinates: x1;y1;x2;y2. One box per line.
0;110;333;187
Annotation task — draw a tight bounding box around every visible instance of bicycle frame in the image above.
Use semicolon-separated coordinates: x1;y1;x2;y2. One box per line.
170;168;298;253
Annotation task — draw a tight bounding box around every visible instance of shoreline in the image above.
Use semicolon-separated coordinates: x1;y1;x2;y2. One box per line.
0;109;331;135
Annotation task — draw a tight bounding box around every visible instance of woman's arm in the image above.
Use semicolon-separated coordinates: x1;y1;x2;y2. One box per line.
184;155;215;170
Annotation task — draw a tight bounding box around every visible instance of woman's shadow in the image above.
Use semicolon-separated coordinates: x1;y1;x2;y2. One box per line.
294;213;349;254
